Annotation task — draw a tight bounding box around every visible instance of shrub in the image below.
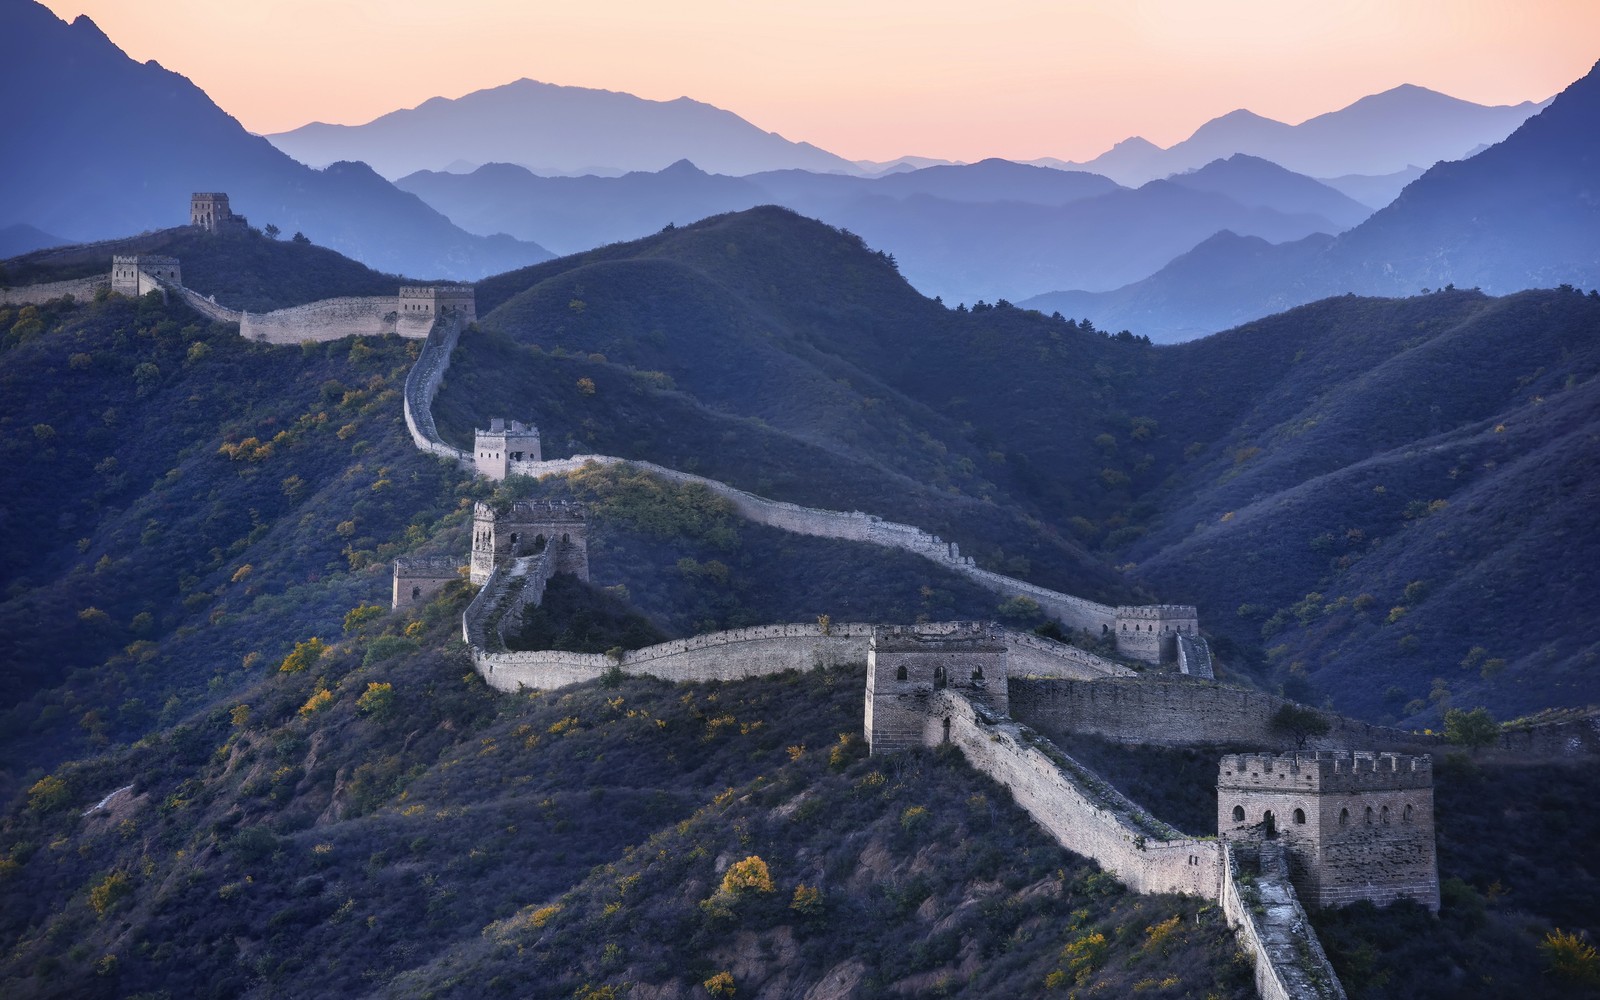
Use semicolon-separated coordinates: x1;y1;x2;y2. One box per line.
343;603;385;635
28;774;70;814
1541;929;1600;987
356;682;395;718
719;856;774;896
87;871;131;918
278;637;327;672
298;688;334;717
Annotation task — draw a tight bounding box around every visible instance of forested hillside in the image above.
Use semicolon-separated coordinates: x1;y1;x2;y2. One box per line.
449;208;1600;724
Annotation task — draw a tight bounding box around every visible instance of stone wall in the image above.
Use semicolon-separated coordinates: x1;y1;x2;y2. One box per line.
1011;677;1433;752
172;285;243;326
239;297;401;344
0;275;108;306
1177;634;1215;679
502;456;1140;639
1004;631;1137;680
403;316;472;464
1221;844;1348;1000
1498;714;1600;756
471;621;876;694
931;690;1224;899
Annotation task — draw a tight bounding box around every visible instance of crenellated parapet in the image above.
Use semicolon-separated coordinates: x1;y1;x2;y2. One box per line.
1219;751;1433;793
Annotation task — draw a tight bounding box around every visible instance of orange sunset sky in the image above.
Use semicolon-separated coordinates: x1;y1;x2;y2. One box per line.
38;0;1600;163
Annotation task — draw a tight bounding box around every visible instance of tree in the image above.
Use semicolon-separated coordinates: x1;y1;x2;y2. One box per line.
1270;703;1331;750
292;231;310;245
263;224;280;240
1443;706;1499;752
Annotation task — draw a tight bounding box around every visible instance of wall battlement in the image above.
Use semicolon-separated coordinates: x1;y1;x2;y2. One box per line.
1219;752;1433;793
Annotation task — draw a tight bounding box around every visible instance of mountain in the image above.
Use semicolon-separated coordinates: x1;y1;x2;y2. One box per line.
267;78;862;180
455;208;1600;725
1318;165;1428;210
3;210;1598;997
0;2;552;280
398;159;770;256
1021;230;1338;342
1025;59;1600;341
1071;85;1548;186
1166;154;1373;231
399;157;1338;302
0;224;68;259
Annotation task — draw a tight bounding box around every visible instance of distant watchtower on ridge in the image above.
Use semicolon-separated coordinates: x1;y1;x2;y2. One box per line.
473;418;541;480
191;193;248;233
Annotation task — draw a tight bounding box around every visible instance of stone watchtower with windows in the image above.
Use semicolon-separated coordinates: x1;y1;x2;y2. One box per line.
1218;751;1439;912
473;418;542;480
1113;604;1199;663
391;556;460;610
469;500;588;585
865;623;1007;755
191;193;248;233
111;255;182;296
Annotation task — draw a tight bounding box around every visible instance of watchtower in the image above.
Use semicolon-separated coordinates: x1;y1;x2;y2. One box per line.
111;255;182;296
473;418;542;480
191;193;247;233
398;285;477;324
469;500;588;585
865;623;1007;755
1113;604;1199;664
392;556;461;609
1218;751;1438;911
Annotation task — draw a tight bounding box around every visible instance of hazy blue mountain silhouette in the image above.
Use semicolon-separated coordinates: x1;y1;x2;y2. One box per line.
268;78;861;180
1165;155;1372;231
1318;165;1428;210
1021;231;1338;342
0;224;68;259
1067;85;1546;185
399;158;1344;302
1024;58;1600;342
0;2;552;279
398;160;770;256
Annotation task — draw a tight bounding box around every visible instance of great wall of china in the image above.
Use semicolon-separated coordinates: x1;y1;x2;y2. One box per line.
11;196;1598;998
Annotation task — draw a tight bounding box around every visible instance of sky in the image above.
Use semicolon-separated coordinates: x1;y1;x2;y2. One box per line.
38;0;1600;163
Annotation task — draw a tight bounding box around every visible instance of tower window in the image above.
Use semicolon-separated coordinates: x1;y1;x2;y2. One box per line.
1365;806;1374;825
1232;805;1245;822
895;665;907;681
1403;804;1414;822
1293;808;1306;825
1381;806;1390;825
1339;808;1350;826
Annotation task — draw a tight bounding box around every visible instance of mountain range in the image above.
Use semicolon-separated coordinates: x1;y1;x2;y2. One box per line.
397;154;1366;303
0;3;553;280
266;78;861;180
1050;84;1549;187
1023;58;1600;341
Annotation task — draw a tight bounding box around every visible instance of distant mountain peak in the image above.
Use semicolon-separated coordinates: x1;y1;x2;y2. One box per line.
267;77;860;180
